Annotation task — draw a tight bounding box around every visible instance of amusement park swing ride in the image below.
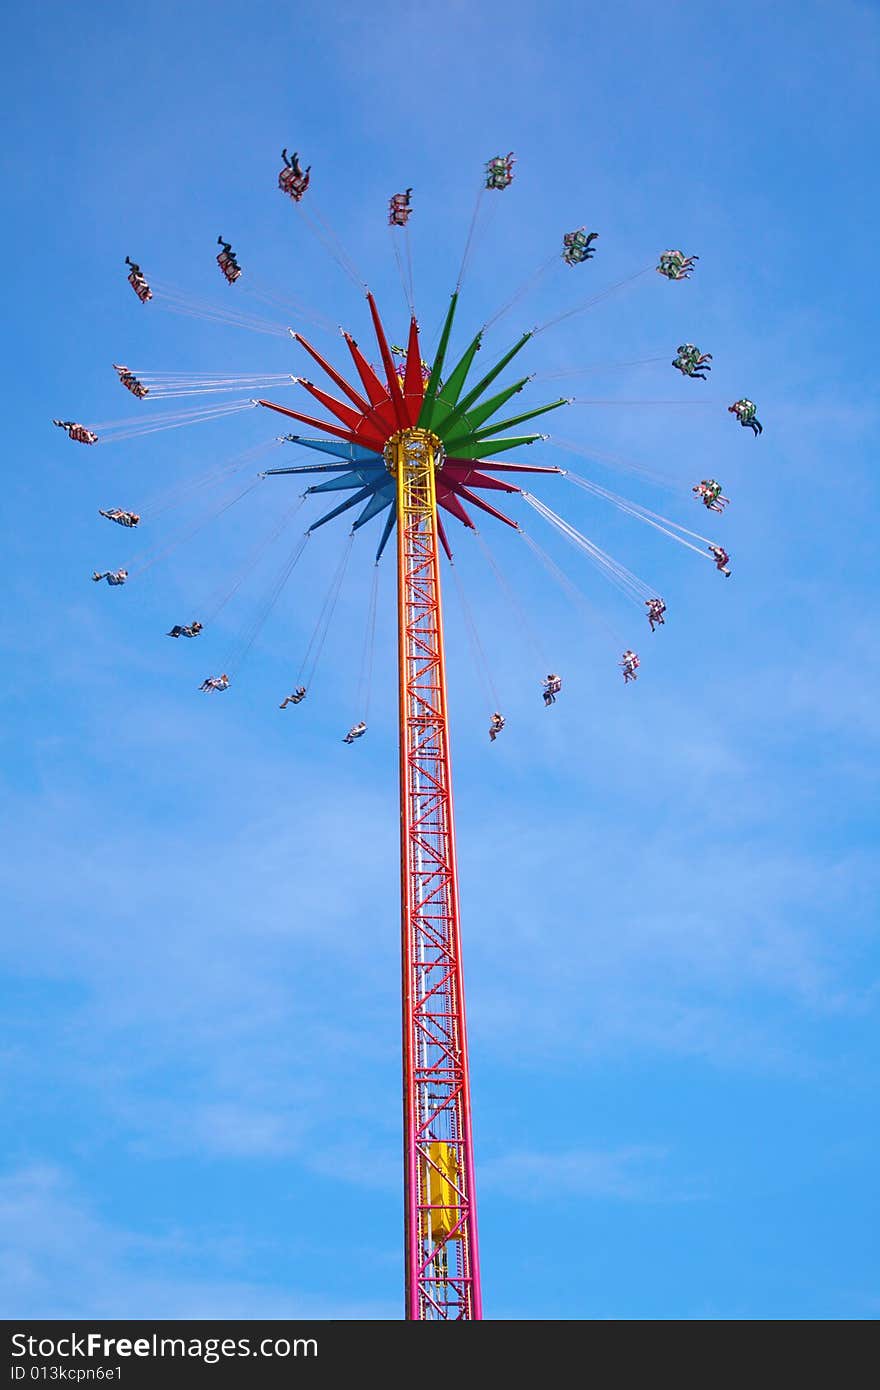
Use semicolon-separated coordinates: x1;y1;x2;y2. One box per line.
56;148;761;1320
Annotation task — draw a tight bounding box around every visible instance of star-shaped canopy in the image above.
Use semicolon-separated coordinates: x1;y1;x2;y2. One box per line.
259;292;565;558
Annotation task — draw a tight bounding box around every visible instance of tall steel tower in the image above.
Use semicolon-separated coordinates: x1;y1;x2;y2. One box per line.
259;292;563;1317
391;425;481;1317
69;152;722;1322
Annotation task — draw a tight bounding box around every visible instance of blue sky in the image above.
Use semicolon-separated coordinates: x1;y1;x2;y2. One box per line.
1;0;878;1320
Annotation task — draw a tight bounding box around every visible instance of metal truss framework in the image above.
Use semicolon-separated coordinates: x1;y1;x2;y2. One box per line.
390;429;482;1321
259;297;559;1319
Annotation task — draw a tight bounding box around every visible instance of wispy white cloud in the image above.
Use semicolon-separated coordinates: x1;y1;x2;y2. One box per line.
0;1163;395;1319
0;768;402;1163
306;1142;399;1192
2;0;879;1322
479;1145;702;1203
459;796;880;1070
2;715;876;1181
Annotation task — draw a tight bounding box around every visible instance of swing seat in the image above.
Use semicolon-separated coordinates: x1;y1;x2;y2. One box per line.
217;253;241;283
279;168;309;201
128;272;152;302
70;425;98;444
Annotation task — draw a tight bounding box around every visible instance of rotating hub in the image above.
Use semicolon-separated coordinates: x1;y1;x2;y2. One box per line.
383;428;444;477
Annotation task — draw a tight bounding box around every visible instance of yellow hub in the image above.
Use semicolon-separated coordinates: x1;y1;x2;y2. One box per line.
383;428;444;477
386;429;444;528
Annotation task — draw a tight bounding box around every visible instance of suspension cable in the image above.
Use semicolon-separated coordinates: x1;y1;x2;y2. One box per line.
546;436;680;492
536;357;668;379
296;530;356;689
241;279;338;333
226;527;312;673
563;471;717;554
481;252;558;333
127;374;295;402
569;397;720;407
455;184;486;294
391;228;416;318
519;529;622;647
404;224;416;314
92;400;257;432
533;265;653;334
306;199;366;287
449;559;501;710
520;491;657;608
127;476;265;578
472;529;549;671
94;399;258;444
199;494;309;624
138;439;283;522
150;281;291;338
355;561;381;721
295;201;366;292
